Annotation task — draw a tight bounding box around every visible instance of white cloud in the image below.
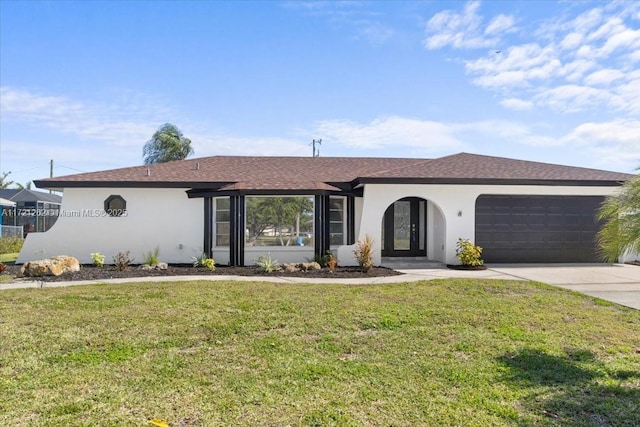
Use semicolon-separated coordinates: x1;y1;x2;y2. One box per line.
583;68;625;86
563;119;640;168
0;86;170;147
533;85;622;113
466;43;561;89
424;1;512;49
431;2;640;116
313;116;462;151
560;32;584;50
485;14;515;36
191;134;309;158
500;98;533;110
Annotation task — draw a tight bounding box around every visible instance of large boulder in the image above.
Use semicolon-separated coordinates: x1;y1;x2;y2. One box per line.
20;256;80;277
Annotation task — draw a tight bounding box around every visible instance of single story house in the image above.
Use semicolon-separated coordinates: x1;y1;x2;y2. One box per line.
16;152;634;266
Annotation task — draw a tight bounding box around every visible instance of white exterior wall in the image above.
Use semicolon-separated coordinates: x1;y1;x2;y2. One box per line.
337;184;621;266
17;188;203;264
245;247;316;265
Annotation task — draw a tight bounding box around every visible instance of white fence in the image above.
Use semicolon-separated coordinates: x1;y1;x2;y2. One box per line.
1;225;24;239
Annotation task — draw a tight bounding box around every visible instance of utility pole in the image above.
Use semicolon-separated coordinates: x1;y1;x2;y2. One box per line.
311;139;322;157
49;159;53;194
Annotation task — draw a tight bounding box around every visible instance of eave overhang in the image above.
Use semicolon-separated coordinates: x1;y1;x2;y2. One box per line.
351;177;627;187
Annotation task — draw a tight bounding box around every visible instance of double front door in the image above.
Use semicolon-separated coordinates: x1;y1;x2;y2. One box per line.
382;198;426;257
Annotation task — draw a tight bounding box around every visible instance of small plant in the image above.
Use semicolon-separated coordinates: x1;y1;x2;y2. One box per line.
326;251;337;272
202;258;216;271
191;252;209;268
90;252;105;267
113;251;133;271
255;253;281;273
0;263;6;273
456;238;484;267
142;246;160;266
353;235;374;272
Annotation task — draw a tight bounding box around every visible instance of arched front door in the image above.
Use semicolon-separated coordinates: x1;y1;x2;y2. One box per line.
382;197;427;257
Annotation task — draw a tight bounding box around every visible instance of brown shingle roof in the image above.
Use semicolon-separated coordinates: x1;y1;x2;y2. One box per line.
35;153;633;191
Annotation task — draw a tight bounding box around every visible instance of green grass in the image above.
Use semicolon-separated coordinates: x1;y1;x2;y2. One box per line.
0;252;18;263
0;279;638;426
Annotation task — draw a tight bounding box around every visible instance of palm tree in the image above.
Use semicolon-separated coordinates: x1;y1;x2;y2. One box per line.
142;123;194;164
596;171;640;262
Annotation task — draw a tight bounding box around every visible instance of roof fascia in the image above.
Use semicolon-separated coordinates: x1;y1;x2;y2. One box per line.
186;188;356;199
353;177;626;187
33;180;231;190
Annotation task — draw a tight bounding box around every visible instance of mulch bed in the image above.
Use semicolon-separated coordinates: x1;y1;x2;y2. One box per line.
3;264;402;283
446;264;488;271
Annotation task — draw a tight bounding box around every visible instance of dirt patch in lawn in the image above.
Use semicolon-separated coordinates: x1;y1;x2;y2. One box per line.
2;263;402;283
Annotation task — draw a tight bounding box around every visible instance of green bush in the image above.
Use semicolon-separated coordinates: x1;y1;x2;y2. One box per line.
90;252;105;267
456;238;484;267
0;237;23;254
202;258;216;271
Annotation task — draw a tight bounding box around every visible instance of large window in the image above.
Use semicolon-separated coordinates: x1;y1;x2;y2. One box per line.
245;196;314;247
215;198;230;247
329;197;345;246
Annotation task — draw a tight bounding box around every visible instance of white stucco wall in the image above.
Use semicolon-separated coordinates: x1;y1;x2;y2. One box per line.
17;188;203;264
337;183;621;266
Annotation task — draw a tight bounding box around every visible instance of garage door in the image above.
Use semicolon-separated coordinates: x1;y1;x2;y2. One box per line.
475;195;604;263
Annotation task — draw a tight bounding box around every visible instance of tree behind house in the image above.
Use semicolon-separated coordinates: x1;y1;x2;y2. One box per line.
142;123;194;164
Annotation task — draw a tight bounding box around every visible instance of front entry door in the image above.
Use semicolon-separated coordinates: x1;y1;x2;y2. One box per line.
382;198;426;257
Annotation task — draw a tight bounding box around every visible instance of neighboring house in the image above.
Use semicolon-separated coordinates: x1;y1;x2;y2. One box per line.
0;189;62;235
16;153;633;265
0;197;17;238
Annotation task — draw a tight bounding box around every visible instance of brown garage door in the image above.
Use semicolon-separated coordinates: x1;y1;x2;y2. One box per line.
475;195;604;263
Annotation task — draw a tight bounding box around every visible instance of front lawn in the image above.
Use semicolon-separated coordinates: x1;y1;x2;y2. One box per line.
0;279;638;426
0;252;18;264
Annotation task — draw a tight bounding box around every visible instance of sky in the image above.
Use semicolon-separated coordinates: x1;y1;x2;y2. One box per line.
1;0;639;188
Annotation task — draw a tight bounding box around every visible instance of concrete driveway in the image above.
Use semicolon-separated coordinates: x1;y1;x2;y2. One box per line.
487;264;640;310
389;262;640;310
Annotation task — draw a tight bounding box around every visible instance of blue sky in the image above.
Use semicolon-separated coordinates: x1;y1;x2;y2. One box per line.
1;0;638;187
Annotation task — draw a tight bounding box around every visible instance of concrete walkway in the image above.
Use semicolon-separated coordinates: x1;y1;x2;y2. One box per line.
2;263;639;310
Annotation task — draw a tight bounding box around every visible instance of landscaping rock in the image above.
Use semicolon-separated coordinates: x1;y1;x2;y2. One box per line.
282;263;298;273
139;263;168;271
299;262;321;271
20;256;80;277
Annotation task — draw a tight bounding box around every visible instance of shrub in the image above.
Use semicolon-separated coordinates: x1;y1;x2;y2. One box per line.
326;251;337;272
202;258;216;271
456;238;484;267
0;263;6;273
353;235;374;272
113;251;133;271
255;253;281;273
191;252;215;271
191;252;209;268
90;252;105;267
0;237;23;254
142;246;160;266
